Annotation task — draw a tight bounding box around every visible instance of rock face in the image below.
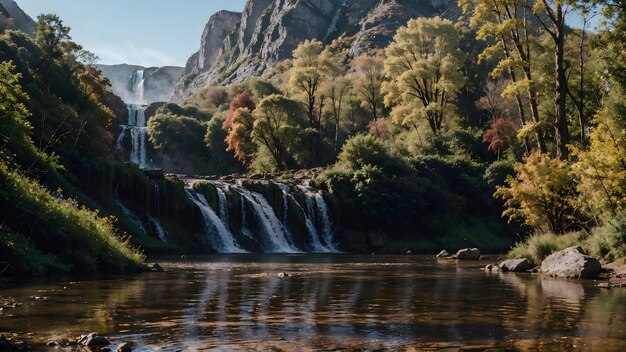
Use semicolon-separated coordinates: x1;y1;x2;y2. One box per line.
456;248;481;260
499;258;533;272
541;246;602;279
174;0;458;100
0;0;35;35
97;64;184;104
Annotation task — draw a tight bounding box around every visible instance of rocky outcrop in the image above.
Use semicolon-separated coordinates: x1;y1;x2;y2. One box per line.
174;0;457;100
0;0;35;35
456;248;481;260
499;258;533;272
541;246;602;279
97;64;184;104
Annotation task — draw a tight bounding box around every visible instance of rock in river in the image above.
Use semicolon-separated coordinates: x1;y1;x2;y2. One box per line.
456;248;481;260
436;250;450;258
499;258;533;272
78;332;109;346
541;246;601;279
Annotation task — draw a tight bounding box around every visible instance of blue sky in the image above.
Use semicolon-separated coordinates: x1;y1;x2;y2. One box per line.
15;0;248;67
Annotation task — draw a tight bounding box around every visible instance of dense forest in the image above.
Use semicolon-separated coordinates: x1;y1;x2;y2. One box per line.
2;0;626;275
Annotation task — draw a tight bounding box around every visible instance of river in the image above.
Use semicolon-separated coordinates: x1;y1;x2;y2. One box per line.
1;255;626;351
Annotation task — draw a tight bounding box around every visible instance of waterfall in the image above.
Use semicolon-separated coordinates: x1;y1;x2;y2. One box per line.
115;199;146;234
125;104;149;169
130;69;145;105
114;125;128;155
147;215;168;242
313;191;339;251
185;188;246;253
275;183;290;224
240;196;255;240
297;186;339;252
214;184;229;224
231;185;300;253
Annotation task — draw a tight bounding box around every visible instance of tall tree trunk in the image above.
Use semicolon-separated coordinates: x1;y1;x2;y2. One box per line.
554;7;569;160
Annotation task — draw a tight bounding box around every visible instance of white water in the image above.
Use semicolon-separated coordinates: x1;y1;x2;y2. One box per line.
298;186;339;252
147;214;168;242
130;69;145;105
186;188;246;253
313;191;339;251
116;70;149;168
231;185;300;253
126;104;148;169
214;184;229;224
115;199;146;234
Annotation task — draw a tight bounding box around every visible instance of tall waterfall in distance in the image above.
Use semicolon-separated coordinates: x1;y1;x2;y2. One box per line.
115;70;150;169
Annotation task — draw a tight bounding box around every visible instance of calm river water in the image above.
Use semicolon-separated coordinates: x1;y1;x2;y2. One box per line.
1;255;626;351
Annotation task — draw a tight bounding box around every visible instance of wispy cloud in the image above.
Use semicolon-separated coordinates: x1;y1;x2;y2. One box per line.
88;42;182;67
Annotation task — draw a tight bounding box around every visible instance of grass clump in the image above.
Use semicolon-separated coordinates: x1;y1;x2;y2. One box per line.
509;216;626;265
508;232;580;265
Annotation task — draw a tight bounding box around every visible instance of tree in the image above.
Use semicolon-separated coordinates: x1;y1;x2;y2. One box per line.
496;152;580;233
0;61;37;166
352;55;386;125
483;118;517;159
34;14;71;71
223;92;257;165
573;108;626;218
224;108;256;165
382;17;465;135
252;95;305;170
288;40;336;128
288;40;338;165
322;76;352;152
460;0;547;152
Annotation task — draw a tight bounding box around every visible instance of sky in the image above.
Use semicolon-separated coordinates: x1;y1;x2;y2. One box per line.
15;0;248;67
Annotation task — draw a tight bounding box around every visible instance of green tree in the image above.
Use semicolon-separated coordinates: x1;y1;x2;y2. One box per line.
252;95;306;171
382;17;465;135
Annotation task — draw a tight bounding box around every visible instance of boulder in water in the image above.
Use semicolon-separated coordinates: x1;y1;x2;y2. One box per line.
436;250;450;258
117;341;136;352
541;246;601;279
456;248;481;260
484;263;500;272
277;272;289;278
499;258;533;272
78;333;109;346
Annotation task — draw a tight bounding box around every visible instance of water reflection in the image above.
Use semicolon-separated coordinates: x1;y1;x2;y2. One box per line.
1;255;626;351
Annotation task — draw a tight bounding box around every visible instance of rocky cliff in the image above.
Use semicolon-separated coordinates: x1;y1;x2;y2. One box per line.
97;64;184;104
175;0;458;100
0;0;35;35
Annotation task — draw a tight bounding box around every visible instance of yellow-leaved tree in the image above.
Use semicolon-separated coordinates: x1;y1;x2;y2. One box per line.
495;152;580;234
382;17;465;135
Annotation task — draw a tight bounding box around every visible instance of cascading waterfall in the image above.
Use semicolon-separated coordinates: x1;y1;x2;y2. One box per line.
147;215;168;242
279;184;329;252
231;185;299;253
298;186;339;252
115;199;146;233
313;192;339;251
130;69;145;104
127;104;148;169
185;187;247;253
115;70;150;169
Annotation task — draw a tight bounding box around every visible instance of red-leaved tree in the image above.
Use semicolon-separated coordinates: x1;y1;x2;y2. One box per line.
223;93;257;165
483;118;517;159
